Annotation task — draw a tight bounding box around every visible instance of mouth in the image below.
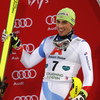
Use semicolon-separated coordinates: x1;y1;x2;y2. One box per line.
59;29;65;34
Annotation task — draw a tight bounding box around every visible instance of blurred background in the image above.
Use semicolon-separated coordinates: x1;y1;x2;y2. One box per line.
0;0;100;99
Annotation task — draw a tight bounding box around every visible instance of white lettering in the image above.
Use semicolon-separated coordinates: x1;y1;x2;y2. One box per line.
13;82;24;86
28;0;49;9
48;27;57;31
12;56;19;60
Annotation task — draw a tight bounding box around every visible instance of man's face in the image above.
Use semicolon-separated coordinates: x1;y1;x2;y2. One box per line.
56;19;73;36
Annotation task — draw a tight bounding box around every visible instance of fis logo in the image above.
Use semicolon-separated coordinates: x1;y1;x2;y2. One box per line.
84;52;91;70
28;0;49;9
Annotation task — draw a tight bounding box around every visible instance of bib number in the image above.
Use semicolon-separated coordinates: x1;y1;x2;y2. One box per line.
52;61;59;71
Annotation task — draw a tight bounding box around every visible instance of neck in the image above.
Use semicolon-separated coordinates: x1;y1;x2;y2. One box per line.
58;29;74;40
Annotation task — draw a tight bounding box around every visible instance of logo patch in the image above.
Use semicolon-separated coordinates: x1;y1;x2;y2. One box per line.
57;12;69;16
46;64;48;68
84;52;88;55
50;47;62;55
62;66;70;71
84;52;91;70
65;76;69;80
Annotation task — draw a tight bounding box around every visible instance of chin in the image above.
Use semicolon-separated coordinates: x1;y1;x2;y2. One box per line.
59;34;64;36
59;33;65;36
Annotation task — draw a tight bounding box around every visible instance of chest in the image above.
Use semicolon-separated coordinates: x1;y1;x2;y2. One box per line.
44;41;80;63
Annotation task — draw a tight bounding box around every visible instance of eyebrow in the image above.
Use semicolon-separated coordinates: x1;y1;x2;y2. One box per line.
56;20;68;23
62;20;68;23
56;20;60;22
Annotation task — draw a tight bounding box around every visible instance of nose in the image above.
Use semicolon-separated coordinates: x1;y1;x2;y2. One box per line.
59;23;63;28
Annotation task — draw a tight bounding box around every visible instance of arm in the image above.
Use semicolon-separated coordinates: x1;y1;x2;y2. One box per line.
20;47;45;68
79;40;93;93
2;31;46;68
69;41;93;100
15;35;46;68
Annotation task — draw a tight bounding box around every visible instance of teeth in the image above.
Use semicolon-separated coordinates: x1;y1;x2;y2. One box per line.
60;30;64;31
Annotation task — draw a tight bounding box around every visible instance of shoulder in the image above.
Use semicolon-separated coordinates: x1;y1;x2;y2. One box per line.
72;35;85;42
72;34;90;45
45;35;56;40
71;34;91;49
42;35;56;43
73;35;91;50
40;35;56;46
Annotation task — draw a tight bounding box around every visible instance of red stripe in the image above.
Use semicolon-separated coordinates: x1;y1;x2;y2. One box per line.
82;86;91;93
16;46;23;59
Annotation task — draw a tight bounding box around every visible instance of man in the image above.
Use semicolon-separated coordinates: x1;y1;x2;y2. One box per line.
2;7;93;100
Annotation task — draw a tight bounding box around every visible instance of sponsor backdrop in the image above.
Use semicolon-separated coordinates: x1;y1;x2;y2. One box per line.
0;0;100;100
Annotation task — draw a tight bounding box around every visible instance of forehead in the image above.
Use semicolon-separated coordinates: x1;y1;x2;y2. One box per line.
56;19;68;22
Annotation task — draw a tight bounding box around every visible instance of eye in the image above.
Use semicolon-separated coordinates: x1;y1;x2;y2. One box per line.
56;20;60;23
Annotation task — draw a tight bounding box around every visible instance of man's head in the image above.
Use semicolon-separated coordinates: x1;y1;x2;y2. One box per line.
56;7;76;26
56;7;76;36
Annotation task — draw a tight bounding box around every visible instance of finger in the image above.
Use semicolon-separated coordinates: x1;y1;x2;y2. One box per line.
3;29;6;33
2;38;5;42
2;33;8;41
9;33;16;38
9;33;13;37
9;33;18;41
2;33;7;37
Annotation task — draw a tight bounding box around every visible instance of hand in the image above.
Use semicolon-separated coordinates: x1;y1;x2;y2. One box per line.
69;89;88;100
10;32;21;50
1;29;21;50
0;77;8;97
2;29;8;42
69;95;85;100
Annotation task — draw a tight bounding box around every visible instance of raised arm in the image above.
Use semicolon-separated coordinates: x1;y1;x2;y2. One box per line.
2;30;46;68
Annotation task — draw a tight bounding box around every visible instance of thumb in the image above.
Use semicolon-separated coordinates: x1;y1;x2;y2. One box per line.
69;96;72;99
3;29;6;33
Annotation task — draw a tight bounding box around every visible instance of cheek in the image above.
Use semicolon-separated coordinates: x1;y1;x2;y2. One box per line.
56;23;58;27
64;26;68;30
56;24;59;30
65;25;71;30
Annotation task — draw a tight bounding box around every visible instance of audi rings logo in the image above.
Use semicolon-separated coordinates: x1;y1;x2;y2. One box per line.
14;95;38;100
14;18;33;28
12;69;37;80
22;43;35;53
46;15;56;25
